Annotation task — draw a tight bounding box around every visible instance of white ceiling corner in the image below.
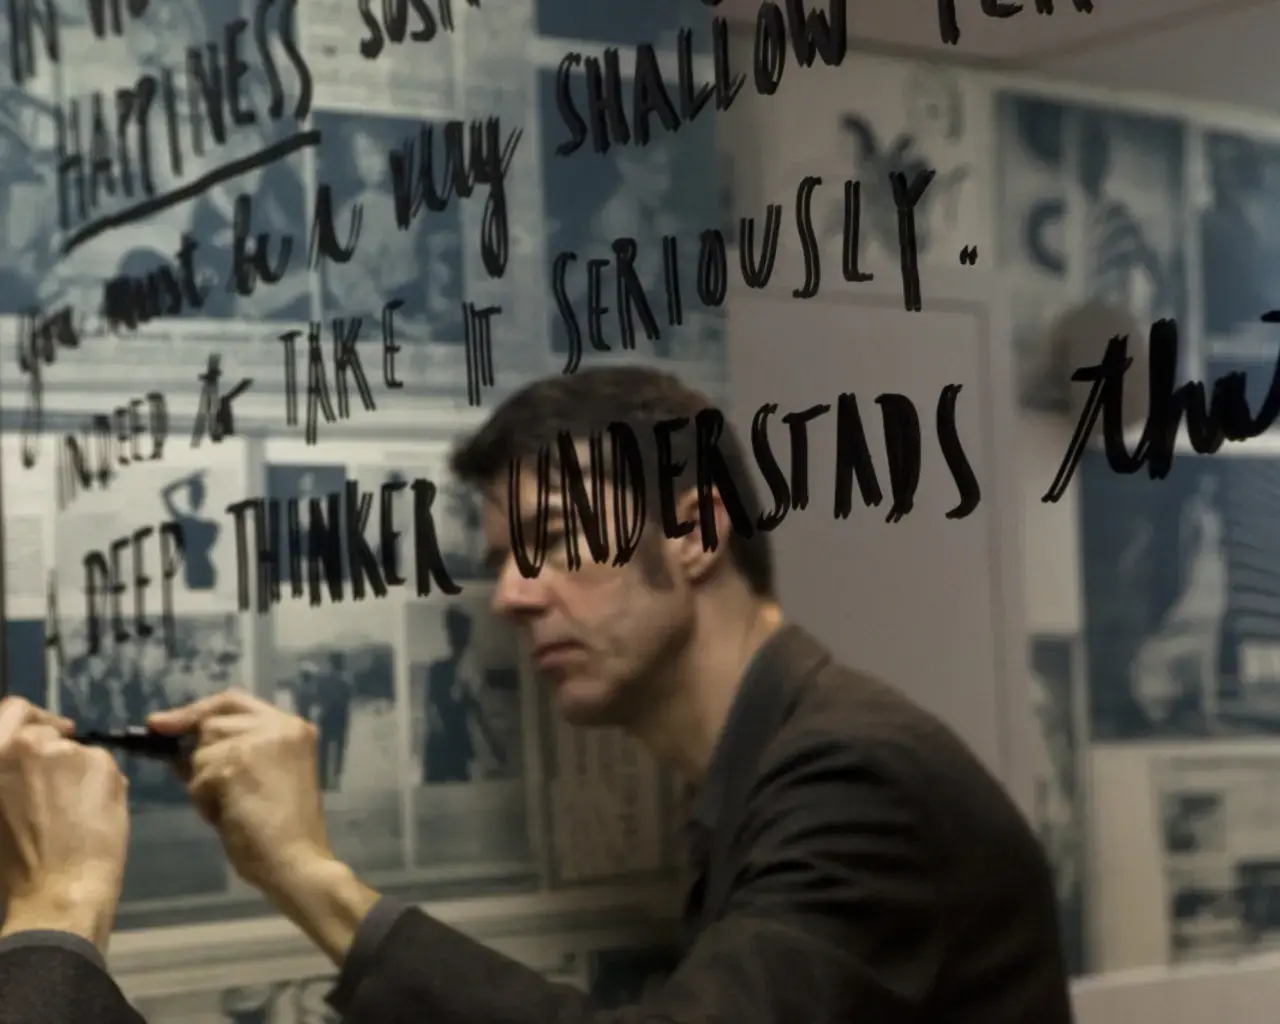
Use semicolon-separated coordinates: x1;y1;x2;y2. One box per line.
1035;0;1280;114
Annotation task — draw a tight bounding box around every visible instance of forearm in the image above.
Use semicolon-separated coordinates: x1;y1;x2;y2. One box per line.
267;855;381;966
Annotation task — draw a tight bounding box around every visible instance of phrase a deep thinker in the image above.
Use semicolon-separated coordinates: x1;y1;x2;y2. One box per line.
174;396;981;621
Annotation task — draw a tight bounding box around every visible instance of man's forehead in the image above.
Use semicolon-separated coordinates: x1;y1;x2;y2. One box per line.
481;458;609;513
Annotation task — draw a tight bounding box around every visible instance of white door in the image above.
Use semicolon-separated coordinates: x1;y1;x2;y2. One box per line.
726;257;1032;809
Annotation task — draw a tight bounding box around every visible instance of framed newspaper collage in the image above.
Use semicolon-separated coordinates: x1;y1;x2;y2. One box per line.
0;0;718;1003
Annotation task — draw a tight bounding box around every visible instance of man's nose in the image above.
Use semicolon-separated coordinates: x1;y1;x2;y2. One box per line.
491;558;548;618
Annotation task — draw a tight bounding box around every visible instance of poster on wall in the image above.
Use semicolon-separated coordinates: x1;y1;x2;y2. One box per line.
734;51;986;282
993;92;1189;411
542;694;678;888
1079;450;1280;741
39;440;251;928
402;589;538;879
1027;635;1089;976
1197;127;1280;410
1;433;58;708
0;0;725;955
1153;753;1280;964
536;64;725;388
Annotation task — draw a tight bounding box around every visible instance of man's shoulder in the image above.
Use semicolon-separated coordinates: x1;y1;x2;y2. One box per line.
764;657;1034;845
776;656;959;767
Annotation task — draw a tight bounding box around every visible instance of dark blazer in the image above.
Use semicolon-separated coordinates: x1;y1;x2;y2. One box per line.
330;625;1073;1024
0;936;141;1024
0;626;1073;1024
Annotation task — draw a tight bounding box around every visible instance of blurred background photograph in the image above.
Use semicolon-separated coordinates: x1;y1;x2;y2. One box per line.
272;601;406;877
51;615;242;926
403;591;534;879
135;976;338;1024
1027;635;1089;975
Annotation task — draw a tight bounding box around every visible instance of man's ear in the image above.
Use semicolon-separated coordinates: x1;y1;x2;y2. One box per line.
670;487;733;583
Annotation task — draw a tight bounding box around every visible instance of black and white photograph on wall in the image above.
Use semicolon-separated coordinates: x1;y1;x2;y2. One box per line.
273;601;406;876
5;619;49;708
135;976;338;1024
296;0;457;116
1154;754;1280;963
53;448;249;618
50;615;241;922
265;461;352;591
1200;130;1280;340
818;64;973;269
994;92;1188;410
404;591;534;875
1199;130;1280;410
311;111;466;343
0;60;60;317
537;67;725;375
1028;635;1088;975
587;944;682;1007
1080;452;1280;740
349;461;495;584
54;0;314;327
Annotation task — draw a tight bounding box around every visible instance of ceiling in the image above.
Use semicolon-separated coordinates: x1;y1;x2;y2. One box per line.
719;0;1280;113
1028;0;1280;113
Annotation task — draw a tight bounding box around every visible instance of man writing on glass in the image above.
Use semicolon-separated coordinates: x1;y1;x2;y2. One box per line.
0;368;1072;1024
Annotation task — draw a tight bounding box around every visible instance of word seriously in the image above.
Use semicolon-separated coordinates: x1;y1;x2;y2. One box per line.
552;172;933;372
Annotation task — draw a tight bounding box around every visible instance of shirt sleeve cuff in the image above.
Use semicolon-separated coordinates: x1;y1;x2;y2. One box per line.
0;930;107;973
325;896;411;1013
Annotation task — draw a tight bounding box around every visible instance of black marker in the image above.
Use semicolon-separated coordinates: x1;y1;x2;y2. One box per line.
73;726;195;763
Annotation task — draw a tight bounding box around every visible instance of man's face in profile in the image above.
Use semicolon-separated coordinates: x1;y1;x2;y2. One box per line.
480;458;694;729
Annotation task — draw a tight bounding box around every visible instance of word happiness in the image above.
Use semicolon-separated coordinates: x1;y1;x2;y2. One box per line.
51;0;314;250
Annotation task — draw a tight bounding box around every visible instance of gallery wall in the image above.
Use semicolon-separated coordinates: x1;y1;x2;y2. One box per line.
0;0;722;1012
720;37;1280;980
7;0;1280;1014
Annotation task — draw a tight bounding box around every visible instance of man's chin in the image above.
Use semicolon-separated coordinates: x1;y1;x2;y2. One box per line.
552;678;622;727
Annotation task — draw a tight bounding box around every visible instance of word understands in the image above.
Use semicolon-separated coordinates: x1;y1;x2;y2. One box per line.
554;0;845;156
507;394;979;578
552;172;932;371
56;0;314;252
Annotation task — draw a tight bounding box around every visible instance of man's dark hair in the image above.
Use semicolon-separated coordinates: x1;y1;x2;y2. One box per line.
450;366;775;597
